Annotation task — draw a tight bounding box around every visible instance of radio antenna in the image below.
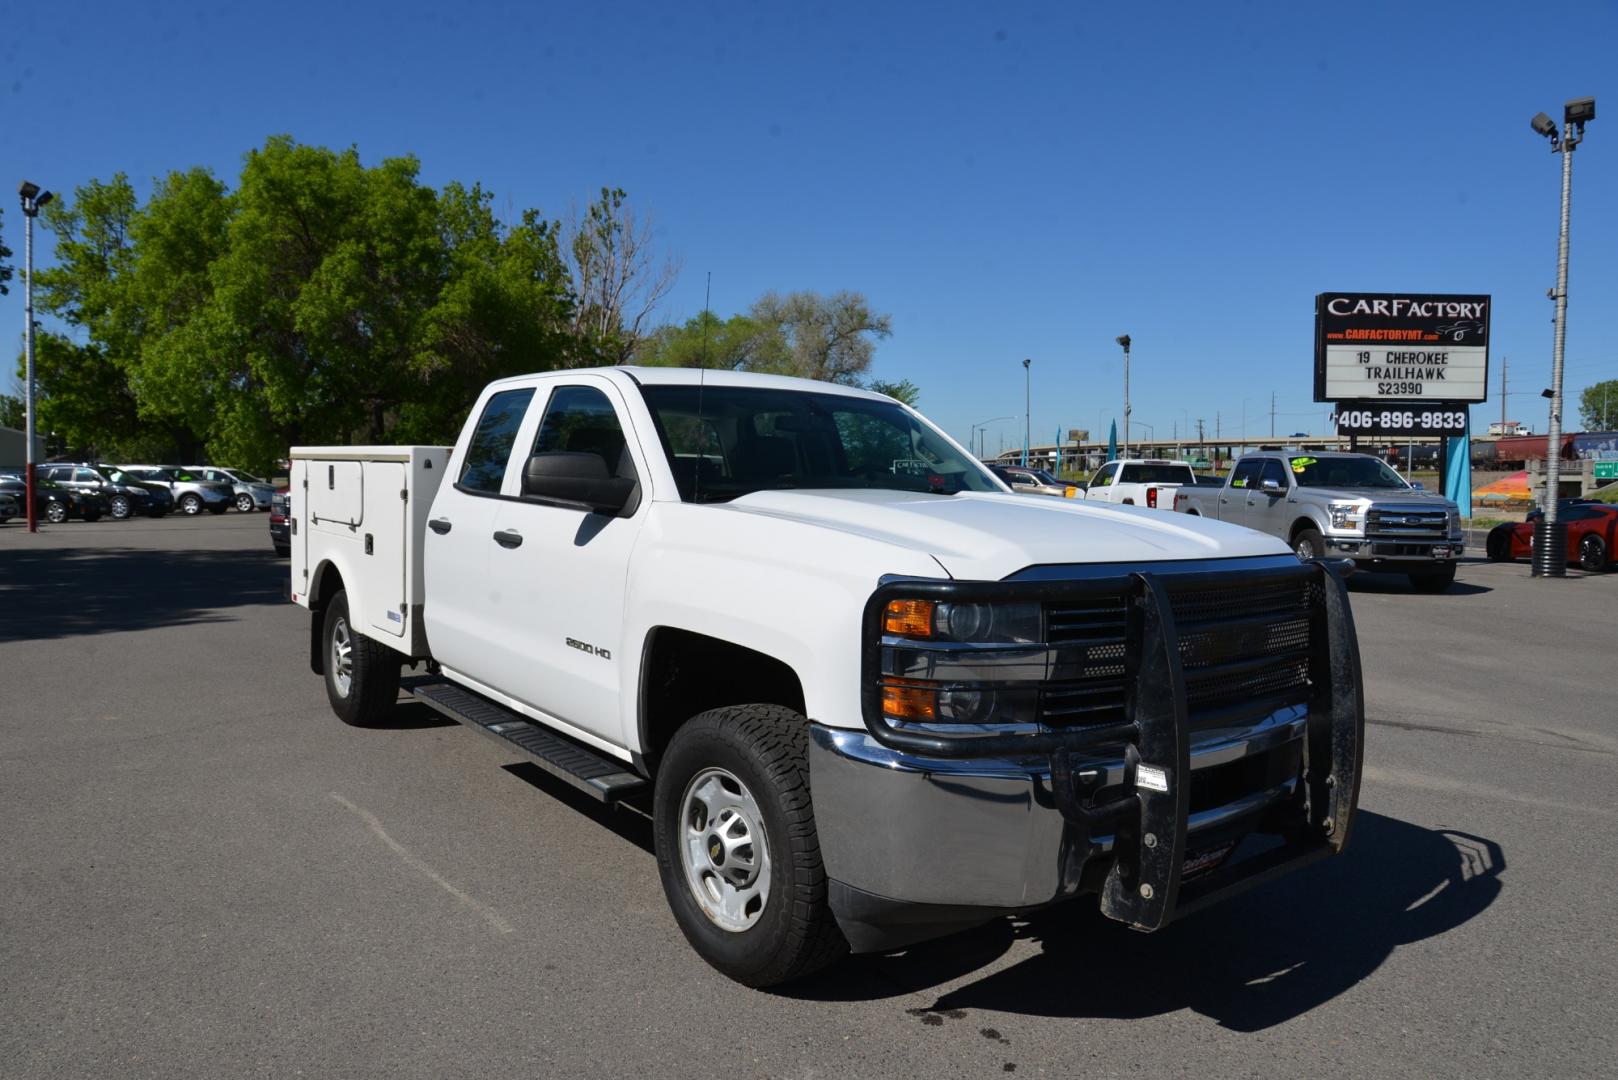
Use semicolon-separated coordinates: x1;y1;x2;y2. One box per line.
694;271;712;502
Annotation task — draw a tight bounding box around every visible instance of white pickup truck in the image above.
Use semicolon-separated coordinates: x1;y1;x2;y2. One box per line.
1083;458;1199;510
289;367;1365;987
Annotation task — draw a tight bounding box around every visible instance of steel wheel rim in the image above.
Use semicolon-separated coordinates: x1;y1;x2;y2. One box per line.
678;767;771;933
330;616;354;697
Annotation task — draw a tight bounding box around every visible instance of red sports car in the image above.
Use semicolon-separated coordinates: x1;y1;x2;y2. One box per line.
1486;501;1617;571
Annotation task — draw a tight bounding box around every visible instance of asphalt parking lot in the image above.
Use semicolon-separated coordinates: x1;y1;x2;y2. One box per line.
3;515;1615;1079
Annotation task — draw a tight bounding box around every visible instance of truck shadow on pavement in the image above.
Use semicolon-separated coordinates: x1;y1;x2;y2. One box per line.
795;814;1505;1032
1347;572;1491;595
0;544;285;643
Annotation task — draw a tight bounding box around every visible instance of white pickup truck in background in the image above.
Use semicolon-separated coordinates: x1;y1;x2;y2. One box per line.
1083;458;1199;510
288;367;1365;987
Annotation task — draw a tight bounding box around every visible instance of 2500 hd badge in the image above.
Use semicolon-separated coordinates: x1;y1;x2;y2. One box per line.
566;636;611;660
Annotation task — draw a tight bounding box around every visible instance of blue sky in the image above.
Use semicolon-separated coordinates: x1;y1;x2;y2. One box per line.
3;0;1614;451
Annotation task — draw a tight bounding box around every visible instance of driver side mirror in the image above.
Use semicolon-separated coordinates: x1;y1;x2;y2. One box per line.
1260;478;1283;493
522;452;637;516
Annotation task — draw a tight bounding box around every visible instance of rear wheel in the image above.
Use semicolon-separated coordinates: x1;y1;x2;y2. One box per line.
236;492;255;512
1408;564;1457;593
321;590;401;726
45;502;67;524
1293;527;1325;561
653;705;847;987
179;493;202;515
110;495;132;519
1578;534;1607;572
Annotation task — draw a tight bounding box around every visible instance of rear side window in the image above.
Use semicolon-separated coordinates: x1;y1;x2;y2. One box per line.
459;387;536;493
531;386;635;480
1119;464;1196;484
1229;459;1264;489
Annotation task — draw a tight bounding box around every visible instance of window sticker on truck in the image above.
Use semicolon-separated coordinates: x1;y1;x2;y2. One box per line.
1291;457;1318;472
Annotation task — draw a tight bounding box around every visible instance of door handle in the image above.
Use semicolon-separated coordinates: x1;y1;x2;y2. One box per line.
493;529;524;548
428;518;452;534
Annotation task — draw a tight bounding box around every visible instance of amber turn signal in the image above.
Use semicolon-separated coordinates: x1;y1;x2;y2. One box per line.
883;599;934;637
880;681;937;721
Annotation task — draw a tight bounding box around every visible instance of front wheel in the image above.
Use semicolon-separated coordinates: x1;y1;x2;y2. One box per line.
1579;534;1608;572
236;493;255;512
45;502;67;524
653;706;847;987
1293;527;1325;561
110;495;131;519
321;590;401;726
1409;564;1457;593
1486;527;1512;561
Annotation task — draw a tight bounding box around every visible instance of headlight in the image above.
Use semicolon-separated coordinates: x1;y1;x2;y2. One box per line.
882;599;1041;643
1327;502;1362;531
1447;508;1462;535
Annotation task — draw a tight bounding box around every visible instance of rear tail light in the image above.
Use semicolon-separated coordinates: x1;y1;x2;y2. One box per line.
1147;488;1158;508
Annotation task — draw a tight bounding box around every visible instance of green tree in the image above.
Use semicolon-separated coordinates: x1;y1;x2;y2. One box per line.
748;290;891;384
634;310;781;371
1579;380;1618;431
0;393;23;428
866;378;920;407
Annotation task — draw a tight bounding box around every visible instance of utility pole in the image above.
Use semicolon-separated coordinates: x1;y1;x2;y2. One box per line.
1115;335;1132;460
1529;96;1594;578
1022;358;1031;467
1270;392;1276;438
18;180;54;534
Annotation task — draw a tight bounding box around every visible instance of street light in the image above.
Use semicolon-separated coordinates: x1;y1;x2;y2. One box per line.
1115;335;1131;459
18;180;53;534
971;415;1015;460
1136;422;1155;455
1528;95;1595;578
1022;358;1032;467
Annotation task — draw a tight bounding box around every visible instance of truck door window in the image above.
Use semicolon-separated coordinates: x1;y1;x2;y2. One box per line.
1260;459;1290;490
531;386;638;482
1091;464;1115;487
459;388;536;493
1229;460;1264;489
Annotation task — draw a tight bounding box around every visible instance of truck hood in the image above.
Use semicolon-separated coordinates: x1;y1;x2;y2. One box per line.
1303;487;1455;508
721;489;1291;580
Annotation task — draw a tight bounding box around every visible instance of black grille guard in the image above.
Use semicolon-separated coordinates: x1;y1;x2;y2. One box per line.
860;560;1365;931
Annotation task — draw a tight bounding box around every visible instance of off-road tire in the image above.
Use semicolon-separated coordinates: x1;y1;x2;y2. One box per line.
1579;534;1607;572
321;590;401;727
1293;527;1325;561
654;705;848;987
179;493;203;515
1408;564;1458;593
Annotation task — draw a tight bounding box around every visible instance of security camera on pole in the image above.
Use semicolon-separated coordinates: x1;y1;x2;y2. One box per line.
18;180;55;534
1528;96;1595;578
1115;335;1131;460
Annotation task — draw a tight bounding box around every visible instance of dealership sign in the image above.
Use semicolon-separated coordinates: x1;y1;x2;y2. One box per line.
1314;292;1490;404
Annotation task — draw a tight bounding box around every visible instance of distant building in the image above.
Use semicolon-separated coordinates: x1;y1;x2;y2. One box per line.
0;426;47;471
1488;421;1531;436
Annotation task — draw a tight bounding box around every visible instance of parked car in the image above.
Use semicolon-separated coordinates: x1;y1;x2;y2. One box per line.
39;463;172;519
1174;451;1463;592
118;466;234;515
988;464;1078;497
0;487;19;522
185;466;276;513
269;488;290;556
1486;502;1618;571
0;475;107;522
1083;459;1198;509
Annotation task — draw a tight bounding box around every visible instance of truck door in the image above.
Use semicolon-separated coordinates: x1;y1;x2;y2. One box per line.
422;385;537;682
1247;458;1293;536
1221;459;1263;526
1086;463;1118;502
482;378;650;748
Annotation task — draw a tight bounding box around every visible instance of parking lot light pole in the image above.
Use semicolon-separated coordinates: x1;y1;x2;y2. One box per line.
1021;359;1031;467
1115;335;1131;459
972;415;1014;460
1529;97;1594;578
18;180;54;534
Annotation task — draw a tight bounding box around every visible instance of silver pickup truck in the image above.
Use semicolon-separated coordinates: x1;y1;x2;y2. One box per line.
1174;451;1463;592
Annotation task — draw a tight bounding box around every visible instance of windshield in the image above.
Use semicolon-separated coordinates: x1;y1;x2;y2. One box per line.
1292;456;1410;490
1030;470;1060;486
223;469;265;483
1119;464;1195;485
639;384;999;502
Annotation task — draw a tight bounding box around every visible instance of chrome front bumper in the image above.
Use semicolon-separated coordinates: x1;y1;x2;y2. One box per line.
811;706;1308;911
